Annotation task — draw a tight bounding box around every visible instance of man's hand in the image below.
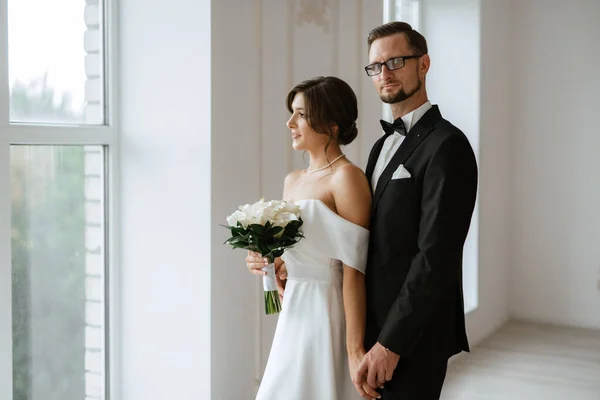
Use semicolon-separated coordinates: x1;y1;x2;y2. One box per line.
356;342;400;390
349;351;381;399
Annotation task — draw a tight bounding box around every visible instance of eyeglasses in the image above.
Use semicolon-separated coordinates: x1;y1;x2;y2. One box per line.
364;55;423;76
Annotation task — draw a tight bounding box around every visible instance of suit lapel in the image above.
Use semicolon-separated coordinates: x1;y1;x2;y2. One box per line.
372;106;442;212
365;134;388;193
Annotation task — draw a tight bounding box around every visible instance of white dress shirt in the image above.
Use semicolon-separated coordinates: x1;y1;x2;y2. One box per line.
371;100;432;191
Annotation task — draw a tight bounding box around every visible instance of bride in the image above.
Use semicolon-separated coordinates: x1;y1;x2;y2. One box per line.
247;76;379;399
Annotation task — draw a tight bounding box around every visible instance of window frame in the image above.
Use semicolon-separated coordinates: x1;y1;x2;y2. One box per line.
0;0;120;398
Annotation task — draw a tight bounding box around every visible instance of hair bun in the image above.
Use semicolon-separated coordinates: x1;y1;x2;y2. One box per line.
339;122;358;145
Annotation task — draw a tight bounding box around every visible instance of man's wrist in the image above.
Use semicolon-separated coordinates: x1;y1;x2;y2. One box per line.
378;342;399;357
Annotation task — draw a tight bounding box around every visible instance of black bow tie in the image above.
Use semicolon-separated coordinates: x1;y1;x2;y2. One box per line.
380;118;407;137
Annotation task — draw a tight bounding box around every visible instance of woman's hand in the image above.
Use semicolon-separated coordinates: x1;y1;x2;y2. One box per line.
245;251;288;299
246;251;268;276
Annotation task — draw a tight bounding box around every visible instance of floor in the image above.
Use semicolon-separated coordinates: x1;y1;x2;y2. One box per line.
441;321;600;400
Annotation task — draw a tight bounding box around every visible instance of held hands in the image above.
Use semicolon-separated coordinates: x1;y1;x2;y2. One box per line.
246;251;287;301
349;350;381;400
354;343;400;398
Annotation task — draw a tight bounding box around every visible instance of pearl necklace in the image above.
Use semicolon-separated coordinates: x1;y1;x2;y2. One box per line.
305;154;346;174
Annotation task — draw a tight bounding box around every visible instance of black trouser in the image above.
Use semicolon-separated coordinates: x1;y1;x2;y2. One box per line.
377;355;448;400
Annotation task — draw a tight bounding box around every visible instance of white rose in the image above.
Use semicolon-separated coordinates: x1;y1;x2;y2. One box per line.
227;199;301;228
272;212;299;228
276;202;300;223
276;201;301;217
239;202;262;225
226;210;249;227
255;200;280;223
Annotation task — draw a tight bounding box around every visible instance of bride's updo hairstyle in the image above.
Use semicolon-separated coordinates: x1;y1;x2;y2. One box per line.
286;76;359;146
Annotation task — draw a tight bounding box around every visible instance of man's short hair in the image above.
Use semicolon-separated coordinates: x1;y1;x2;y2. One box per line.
367;21;428;55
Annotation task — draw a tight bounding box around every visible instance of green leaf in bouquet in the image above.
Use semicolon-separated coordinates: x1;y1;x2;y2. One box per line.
248;224;266;235
226;237;249;246
255;242;270;257
266;226;284;236
221;223;249;246
280;234;301;246
283;220;303;236
287;219;303;229
232;225;247;236
265;242;281;252
280;232;292;241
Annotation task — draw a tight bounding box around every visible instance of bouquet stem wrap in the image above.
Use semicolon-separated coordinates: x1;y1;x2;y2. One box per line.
262;262;282;315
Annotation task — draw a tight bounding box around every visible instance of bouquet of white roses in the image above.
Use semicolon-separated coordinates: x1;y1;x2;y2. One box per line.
224;198;304;314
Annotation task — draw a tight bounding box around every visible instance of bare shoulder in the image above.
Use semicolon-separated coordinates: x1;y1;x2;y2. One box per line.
284;169;303;186
332;163;368;187
331;163;371;229
282;169;303;198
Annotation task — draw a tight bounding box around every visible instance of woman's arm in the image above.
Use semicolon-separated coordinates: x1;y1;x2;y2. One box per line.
331;164;374;397
330;165;372;357
342;266;367;357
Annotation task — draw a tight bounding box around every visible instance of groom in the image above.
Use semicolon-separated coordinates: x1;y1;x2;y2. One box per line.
355;22;478;399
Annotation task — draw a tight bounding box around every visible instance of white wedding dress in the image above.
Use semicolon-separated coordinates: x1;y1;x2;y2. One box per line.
256;199;369;400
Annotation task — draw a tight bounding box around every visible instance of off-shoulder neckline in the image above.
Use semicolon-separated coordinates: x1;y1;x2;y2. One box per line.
293;198;370;233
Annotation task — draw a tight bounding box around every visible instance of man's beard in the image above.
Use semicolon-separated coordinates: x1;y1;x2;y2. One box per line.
380;78;422;104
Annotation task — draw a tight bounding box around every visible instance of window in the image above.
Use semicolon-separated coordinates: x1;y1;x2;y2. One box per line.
385;0;420;29
1;1;117;399
11;146;106;400
8;0;105;125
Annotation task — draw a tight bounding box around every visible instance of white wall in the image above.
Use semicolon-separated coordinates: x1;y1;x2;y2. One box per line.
119;0;212;398
210;0;261;397
510;0;600;329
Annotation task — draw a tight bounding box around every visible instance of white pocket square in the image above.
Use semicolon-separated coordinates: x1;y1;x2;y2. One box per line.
391;164;412;180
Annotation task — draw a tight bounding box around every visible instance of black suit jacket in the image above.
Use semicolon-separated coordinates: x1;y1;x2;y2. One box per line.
364;105;478;360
